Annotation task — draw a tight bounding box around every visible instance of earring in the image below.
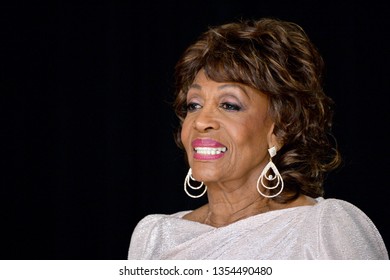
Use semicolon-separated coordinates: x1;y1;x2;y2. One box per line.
256;146;284;198
184;168;207;198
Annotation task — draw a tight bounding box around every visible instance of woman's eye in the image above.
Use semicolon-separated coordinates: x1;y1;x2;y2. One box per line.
220;102;241;111
186;102;201;112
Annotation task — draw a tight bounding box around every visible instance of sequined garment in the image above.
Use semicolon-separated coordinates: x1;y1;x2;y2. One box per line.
128;198;388;259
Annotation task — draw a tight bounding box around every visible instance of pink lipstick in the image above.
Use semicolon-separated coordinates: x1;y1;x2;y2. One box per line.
192;138;227;160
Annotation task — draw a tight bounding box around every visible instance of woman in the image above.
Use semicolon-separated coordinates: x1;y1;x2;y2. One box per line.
128;18;388;259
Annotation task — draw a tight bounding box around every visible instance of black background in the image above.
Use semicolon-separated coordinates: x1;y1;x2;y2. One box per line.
2;0;389;259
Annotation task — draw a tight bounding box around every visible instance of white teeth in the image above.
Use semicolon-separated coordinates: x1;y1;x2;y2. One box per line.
194;147;227;155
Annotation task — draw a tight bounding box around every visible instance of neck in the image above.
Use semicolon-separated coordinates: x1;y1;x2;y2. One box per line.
202;186;273;227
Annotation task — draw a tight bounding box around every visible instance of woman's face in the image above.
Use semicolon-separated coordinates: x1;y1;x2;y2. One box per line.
181;70;275;187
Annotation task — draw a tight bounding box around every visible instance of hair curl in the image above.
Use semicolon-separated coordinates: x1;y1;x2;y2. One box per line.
173;18;341;202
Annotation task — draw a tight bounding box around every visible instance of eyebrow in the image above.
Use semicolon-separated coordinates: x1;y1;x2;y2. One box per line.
188;84;201;90
217;84;249;95
189;83;249;96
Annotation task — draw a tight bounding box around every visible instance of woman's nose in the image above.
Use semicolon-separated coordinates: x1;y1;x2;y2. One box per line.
193;107;220;132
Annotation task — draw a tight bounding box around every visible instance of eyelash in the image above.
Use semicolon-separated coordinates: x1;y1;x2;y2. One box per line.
185;102;242;112
185;103;201;112
220;102;242;111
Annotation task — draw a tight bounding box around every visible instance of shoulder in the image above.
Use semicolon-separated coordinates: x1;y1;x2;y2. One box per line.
310;198;388;259
128;211;190;259
133;214;166;229
314;198;373;222
132;211;191;233
314;198;385;235
131;211;189;241
313;197;380;234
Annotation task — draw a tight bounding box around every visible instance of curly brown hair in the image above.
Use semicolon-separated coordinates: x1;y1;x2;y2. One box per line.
173;18;341;202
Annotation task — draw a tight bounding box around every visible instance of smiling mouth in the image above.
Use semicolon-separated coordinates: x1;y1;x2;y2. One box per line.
194;147;227;155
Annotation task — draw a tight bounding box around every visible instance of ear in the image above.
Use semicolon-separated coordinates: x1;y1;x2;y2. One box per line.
267;123;282;151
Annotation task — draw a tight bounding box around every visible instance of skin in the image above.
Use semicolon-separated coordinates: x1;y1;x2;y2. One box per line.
181;70;316;227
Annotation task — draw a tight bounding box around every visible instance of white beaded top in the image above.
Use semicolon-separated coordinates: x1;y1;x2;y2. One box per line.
128;198;388;260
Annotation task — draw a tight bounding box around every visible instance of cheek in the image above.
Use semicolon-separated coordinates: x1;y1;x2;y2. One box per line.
234;120;269;149
180;118;191;151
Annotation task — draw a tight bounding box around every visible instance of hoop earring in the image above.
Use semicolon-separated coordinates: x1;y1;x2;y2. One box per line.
256;146;284;198
184;168;207;198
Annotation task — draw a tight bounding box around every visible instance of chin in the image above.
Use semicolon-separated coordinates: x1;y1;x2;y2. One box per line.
192;167;220;183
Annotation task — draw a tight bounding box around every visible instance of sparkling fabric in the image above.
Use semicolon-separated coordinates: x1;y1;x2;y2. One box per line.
128;198;388;259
